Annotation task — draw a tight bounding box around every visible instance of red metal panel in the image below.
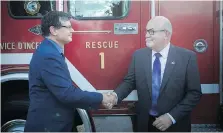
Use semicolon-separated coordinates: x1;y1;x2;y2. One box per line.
192;94;220;124
158;1;219;124
1;2;43;53
214;1;220;83
65;1;141;90
159;1;215;84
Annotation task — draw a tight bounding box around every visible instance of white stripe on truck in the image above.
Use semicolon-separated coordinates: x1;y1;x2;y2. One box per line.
1;53;220;100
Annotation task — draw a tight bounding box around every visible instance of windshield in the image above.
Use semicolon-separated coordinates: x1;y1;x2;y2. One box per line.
68;0;129;19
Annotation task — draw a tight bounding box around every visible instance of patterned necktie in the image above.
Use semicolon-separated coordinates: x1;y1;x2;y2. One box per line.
150;53;162;116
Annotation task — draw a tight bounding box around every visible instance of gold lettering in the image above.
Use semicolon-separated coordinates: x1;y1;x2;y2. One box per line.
0;43;3;49
1;42;40;50
85;41;119;49
114;41;118;48
86;42;90;48
24;42;26;49
99;52;105;69
27;42;32;49
92;42;96;48
23;42;27;49
0;42;6;50
18;42;23;49
6;43;10;49
108;41;113;48
97;42;102;48
35;42;39;49
102;42;107;48
0;42;16;50
11;42;15;49
31;42;35;49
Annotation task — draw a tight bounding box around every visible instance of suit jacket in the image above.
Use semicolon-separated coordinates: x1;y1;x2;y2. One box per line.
24;39;102;132
114;44;202;132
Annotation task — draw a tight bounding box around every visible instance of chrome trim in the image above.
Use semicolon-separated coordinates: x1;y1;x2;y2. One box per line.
73;30;112;34
191;124;222;131
114;23;138;35
220;0;223;104
1;73;28;83
151;0;155;17
92;114;135;116
158;0;160;16
77;109;92;132
1;119;26;132
192;124;220;128
99;108;129;111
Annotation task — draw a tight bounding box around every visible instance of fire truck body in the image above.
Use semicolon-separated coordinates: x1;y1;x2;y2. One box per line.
1;0;222;132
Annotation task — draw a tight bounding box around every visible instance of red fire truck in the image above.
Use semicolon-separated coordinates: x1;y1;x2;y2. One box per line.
1;0;222;132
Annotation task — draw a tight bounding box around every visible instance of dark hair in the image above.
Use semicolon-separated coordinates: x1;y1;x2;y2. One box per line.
41;11;72;37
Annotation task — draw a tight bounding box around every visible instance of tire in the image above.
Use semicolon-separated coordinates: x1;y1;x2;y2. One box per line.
218;104;223;130
1;94;29;132
1;94;85;132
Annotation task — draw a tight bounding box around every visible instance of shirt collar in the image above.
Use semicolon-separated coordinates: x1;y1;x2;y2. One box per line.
152;42;170;59
46;38;64;54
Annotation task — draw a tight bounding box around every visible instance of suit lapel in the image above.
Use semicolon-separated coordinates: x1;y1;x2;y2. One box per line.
144;48;152;99
159;44;176;94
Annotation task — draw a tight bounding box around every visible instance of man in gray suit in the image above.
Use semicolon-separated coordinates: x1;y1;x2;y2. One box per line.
106;16;202;132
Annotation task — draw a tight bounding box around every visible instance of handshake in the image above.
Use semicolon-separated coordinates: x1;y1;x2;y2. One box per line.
101;92;118;109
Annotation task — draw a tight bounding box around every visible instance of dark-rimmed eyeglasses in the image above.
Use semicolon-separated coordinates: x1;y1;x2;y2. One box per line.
61;25;73;29
146;29;166;35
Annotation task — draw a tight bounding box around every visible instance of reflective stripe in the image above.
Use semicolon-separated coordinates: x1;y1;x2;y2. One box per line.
1;73;219;102
1;53;97;92
1;53;220;99
1;53;33;65
201;84;219;94
66;58;97;92
98;84;219;101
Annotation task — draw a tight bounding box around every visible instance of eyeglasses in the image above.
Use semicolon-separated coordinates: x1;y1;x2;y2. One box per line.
61;25;73;29
146;28;166;35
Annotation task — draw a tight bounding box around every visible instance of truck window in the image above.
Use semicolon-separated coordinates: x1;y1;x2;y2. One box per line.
68;0;130;19
9;1;56;18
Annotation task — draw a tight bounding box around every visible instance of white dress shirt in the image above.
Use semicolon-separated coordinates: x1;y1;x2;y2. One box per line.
151;42;176;124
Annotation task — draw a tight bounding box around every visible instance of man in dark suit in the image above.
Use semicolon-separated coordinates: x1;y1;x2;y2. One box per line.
24;11;112;132
107;16;202;132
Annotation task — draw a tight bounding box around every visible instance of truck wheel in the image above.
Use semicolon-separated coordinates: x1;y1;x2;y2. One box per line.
1;94;89;132
218;104;223;130
1;94;29;132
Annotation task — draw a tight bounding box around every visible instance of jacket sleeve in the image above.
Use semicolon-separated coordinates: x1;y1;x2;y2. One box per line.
169;52;202;121
40;54;103;110
114;52;136;103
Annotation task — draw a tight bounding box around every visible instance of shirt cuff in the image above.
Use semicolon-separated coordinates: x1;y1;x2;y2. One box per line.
167;113;176;124
112;92;118;104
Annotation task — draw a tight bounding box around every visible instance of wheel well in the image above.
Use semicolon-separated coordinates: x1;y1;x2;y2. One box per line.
1;80;92;131
1;80;29;104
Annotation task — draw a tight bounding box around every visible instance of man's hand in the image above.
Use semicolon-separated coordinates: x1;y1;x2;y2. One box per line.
102;92;118;109
152;114;172;131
